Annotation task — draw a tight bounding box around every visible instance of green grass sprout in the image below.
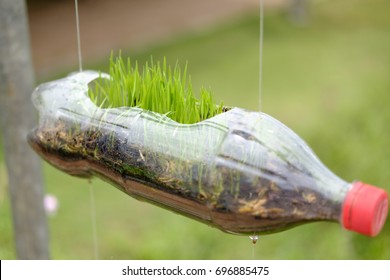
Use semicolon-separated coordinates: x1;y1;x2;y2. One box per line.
88;54;224;124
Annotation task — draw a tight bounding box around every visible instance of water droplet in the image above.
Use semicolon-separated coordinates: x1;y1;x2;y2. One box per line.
249;235;259;244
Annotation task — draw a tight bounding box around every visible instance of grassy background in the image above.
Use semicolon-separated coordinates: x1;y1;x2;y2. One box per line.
1;0;389;259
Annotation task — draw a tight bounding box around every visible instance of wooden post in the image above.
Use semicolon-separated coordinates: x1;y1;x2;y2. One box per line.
0;0;50;259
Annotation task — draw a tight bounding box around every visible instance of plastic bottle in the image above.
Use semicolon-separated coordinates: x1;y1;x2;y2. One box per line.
28;71;388;237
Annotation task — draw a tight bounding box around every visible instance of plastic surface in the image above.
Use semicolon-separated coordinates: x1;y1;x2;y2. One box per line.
342;182;388;236
28;71;388;236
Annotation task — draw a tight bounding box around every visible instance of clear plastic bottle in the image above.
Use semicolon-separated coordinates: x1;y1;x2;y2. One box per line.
28;71;388;236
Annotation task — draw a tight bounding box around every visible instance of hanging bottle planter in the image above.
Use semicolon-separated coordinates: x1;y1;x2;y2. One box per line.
28;57;388;237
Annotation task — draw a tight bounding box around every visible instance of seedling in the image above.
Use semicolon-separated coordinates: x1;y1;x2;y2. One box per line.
88;55;224;124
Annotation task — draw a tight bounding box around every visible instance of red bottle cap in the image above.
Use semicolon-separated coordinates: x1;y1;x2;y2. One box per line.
342;181;388;237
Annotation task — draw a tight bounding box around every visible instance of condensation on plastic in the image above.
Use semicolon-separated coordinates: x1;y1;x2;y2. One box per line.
28;71;351;235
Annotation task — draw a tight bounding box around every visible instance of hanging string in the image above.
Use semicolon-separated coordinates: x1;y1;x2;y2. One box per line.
259;0;264;112
74;0;98;258
89;183;99;259
74;0;83;72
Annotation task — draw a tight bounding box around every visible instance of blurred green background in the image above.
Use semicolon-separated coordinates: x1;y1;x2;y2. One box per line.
1;0;389;259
